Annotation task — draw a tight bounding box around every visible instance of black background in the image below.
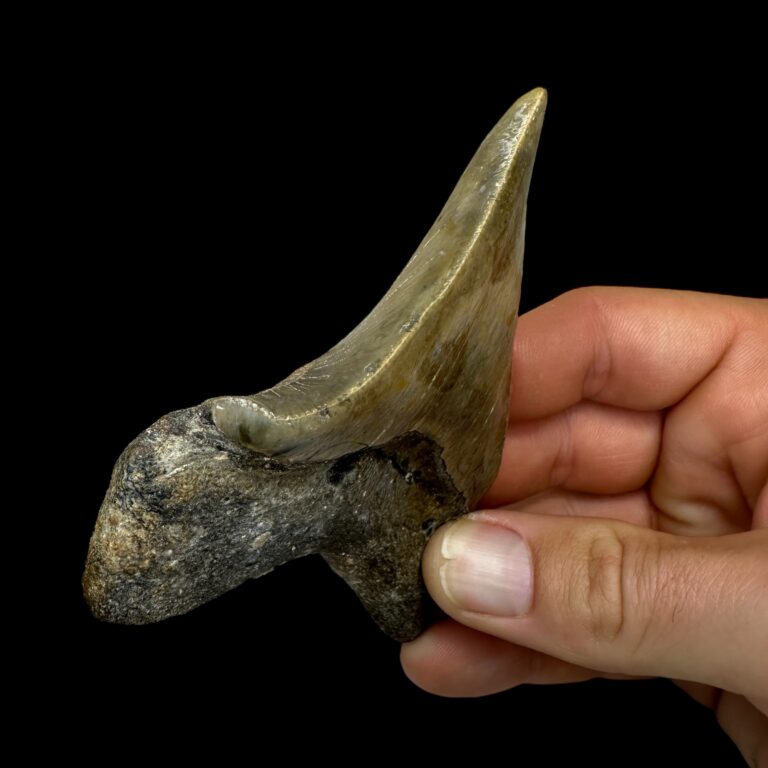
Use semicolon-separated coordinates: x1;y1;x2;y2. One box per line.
52;33;765;766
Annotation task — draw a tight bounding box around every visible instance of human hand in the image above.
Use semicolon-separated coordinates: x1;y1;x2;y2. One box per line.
401;288;767;765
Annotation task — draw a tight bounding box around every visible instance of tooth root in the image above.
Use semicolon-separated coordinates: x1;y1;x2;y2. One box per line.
213;88;547;506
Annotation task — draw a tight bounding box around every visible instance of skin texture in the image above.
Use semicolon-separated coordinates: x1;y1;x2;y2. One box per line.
401;287;768;766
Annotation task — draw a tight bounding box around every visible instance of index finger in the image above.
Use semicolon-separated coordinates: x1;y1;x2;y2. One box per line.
508;287;751;420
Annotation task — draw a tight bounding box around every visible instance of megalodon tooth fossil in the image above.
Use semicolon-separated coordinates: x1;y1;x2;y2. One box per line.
83;88;547;641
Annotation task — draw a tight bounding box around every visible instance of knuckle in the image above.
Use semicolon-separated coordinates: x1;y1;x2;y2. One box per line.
566;524;657;649
562;287;614;400
549;410;575;487
568;524;661;655
580;527;627;643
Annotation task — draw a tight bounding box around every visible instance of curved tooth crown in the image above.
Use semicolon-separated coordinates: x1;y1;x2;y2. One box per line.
213;89;546;506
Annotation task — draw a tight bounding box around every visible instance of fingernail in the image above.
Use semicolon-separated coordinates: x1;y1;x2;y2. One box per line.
439;520;532;616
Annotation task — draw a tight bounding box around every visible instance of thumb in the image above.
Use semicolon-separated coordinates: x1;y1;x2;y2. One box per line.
423;510;768;698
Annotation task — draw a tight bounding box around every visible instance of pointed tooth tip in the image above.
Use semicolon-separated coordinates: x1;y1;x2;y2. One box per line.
519;86;548;115
493;88;547;140
489;88;546;157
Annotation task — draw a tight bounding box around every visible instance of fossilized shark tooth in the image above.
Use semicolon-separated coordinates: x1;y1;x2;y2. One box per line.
83;88;547;641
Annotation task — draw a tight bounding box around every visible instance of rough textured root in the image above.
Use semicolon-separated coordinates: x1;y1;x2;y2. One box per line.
84;404;466;640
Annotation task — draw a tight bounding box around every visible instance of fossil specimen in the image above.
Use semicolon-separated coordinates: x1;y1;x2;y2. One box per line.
84;88;547;641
